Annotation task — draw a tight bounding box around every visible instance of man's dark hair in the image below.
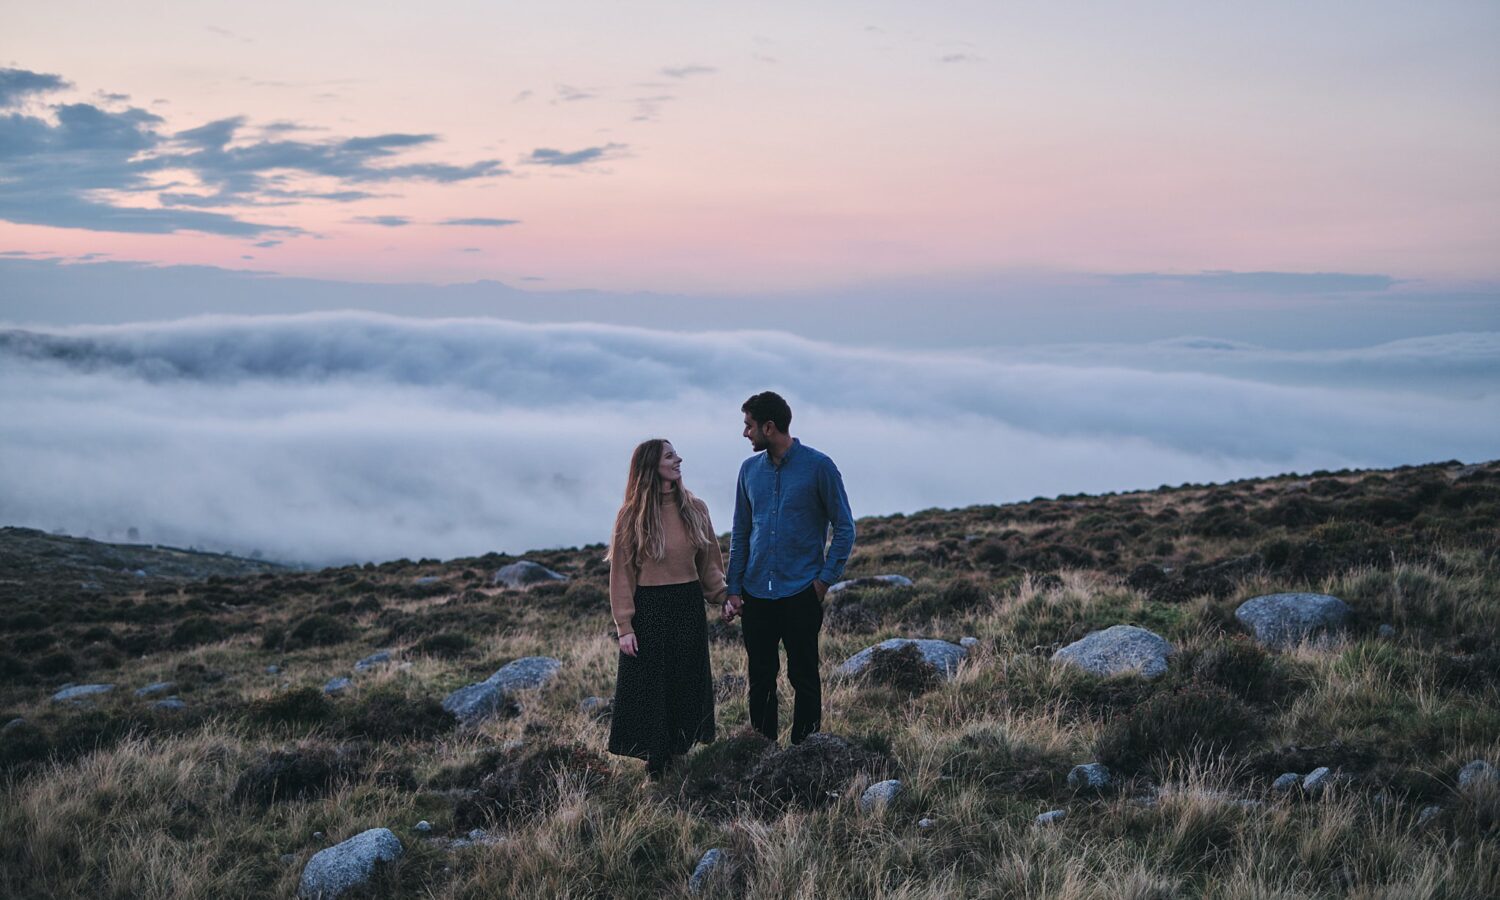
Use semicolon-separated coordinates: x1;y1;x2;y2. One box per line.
742;391;792;434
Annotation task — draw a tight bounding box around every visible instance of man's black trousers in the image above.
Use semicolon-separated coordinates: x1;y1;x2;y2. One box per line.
741;584;823;743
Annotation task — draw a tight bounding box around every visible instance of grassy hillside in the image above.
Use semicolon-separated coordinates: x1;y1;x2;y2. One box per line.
2;459;1498;898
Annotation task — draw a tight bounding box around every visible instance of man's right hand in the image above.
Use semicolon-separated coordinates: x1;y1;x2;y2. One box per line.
619;633;638;657
722;595;743;622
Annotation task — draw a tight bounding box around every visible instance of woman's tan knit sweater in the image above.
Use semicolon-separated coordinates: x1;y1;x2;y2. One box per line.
609;493;727;637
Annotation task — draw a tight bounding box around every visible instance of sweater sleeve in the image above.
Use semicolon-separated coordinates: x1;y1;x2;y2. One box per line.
608;517;638;637
694;499;728;606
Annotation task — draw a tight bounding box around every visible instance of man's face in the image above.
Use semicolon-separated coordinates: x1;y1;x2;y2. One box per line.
743;412;770;452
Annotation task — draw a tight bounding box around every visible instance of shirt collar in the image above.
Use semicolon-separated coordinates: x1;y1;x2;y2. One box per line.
766;437;800;469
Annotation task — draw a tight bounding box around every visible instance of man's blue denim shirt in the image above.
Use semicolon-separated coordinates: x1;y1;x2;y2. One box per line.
727;438;855;600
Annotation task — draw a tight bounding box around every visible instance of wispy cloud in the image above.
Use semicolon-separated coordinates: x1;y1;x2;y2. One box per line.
553;83;599;102
0;67;70;107
350;215;411;227
660;65;716;79
1110;271;1400;293
0;68;507;237
523;143;626;167
438;217;521;227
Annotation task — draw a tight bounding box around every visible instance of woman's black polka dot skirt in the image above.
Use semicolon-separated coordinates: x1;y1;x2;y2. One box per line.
608;580;715;763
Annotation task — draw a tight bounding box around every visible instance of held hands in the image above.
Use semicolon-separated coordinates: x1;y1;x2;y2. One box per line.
619;632;638;657
722;595;743;622
813;579;829;602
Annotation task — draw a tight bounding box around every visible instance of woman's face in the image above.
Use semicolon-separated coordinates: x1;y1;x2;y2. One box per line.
656;441;683;484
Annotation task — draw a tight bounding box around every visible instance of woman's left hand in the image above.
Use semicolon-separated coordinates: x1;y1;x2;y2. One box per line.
619;633;638;657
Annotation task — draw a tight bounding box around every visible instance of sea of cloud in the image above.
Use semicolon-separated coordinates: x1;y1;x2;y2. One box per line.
1;313;1496;565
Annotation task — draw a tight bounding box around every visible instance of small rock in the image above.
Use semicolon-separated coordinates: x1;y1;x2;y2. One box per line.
132;569;147;577
1235;593;1351;649
135;681;176;697
414;576;441;585
324;677;353;695
442;657;563;725
1272;772;1302;794
491;561;567;589
837;639;967;680
689;848;729;895
51;683;115;703
314;832;324;840
1377;624;1397;639
414;821;432;833
1034;809;1067;826
280;853;297;866
297;828;403;899
353;651;392;672
1051;625;1173;679
917;818;935;829
579;696;613;722
1302;767;1334;796
1417;805;1443;827
1458;760;1500;791
466;828;487;842
266;665;282;675
860;779;902;811
827;574;914;595
2;717;26;734
1067;763;1112;792
152;697;187;711
959;636;979;649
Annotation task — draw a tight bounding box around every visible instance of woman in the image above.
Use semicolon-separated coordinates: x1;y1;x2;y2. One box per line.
606;438;726;779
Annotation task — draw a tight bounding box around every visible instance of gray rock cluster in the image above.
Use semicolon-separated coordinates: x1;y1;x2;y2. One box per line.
1458;759;1499;791
1301;767;1336;797
579;696;612;722
442;656;563;725
134;681;175;697
297;828;403;899
1051;625;1173;679
689;848;729;894
860;779;902;811
492;561;567;589
1067;763;1112;793
1034;809;1067;826
837;639;967;680
353;651;392;672
1234;593;1350;649
51;683;115;703
323;677;353;695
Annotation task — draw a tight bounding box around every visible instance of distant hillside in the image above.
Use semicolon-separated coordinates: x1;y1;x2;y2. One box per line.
1;457;1497;898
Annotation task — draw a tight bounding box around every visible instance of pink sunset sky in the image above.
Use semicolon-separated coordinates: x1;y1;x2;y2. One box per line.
3;0;1498;293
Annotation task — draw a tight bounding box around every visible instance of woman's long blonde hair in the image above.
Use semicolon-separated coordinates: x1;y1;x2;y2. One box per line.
605;438;715;567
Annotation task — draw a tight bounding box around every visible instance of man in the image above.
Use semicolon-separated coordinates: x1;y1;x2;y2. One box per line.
723;391;855;744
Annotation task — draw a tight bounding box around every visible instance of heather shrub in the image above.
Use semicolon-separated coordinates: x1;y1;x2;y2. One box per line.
168;615;226;648
343;682;455;741
1096;683;1263;774
231;742;361;805
862;642;941;696
1190;637;1306;705
741;733;894;813
667;727;776;816
454;742;612;827
940;723;1070;799
411;631;473;658
283;613;354;650
246;685;333;728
